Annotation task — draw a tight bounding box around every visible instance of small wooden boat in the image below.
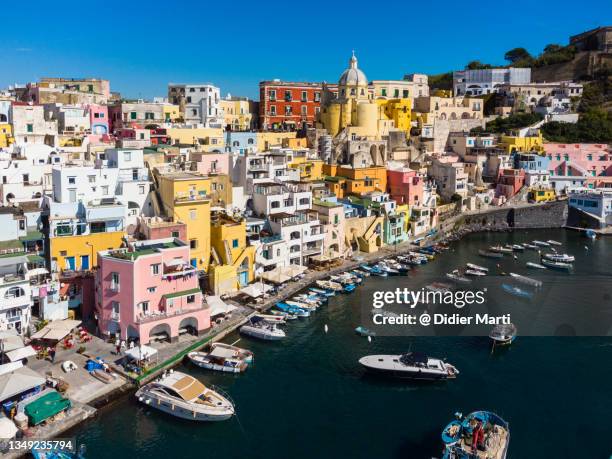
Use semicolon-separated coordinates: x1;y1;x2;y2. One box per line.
547;240;562;246
478;249;503;259
502;283;533;299
466;263;488;272
509;272;542;287
446;272;472;283
355;326;376;337
526;261;546;269
541;258;573;271
465;269;486;276
489;245;512;254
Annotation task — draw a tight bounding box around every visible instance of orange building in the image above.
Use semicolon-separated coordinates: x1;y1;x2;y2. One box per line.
323;164;387;198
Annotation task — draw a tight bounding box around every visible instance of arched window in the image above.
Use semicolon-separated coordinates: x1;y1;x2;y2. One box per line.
5;286;25;298
290;231;300;240
233;141;239;147
247;138;254;145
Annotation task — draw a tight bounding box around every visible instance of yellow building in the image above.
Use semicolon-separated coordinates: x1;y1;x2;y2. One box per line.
165;127;224;151
156;171;212;271
49;231;124;272
0;124;13;147
499;131;544;154
396;203;411;233
528;188;555;202
219;97;257;131
318;53;412;139
289;154;324;181
162;104;181;122
255;131;297;152
209;213;255;294
323;164;387;198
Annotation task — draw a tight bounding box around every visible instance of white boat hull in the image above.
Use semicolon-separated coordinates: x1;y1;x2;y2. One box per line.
240;325;285;340
136;391;234;421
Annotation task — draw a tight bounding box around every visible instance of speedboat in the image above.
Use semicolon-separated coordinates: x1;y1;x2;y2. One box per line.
540;258;573;271
466;263;488;273
526;261;546;269
533;240;550;247
465;269;486;276
359;352;459;380
240;316;286;340
187;348;249;373
547;240;562;246
441;411;510;459
355;326;376;337
478;250;503;259
543;253;575;263
446;272;472;283
489;323;517;346
135;371;234;421
502;283;533;299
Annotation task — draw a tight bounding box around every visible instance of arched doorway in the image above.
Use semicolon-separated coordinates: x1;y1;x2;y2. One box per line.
178;317;198;337
149;323;171;343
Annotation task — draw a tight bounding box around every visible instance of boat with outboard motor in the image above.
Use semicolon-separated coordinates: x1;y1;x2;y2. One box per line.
446;271;472;283
466;269;486;276
547;239;562;246
240;316;286;340
540;258;573;271
135;371;234;421
542;253;575;263
359;352;459;380
441;411;510;459
533;240;550;247
187;346;249;373
489;323;517;346
526;261;546;269
479;250;503;259
466;263;488;272
489;245;513;254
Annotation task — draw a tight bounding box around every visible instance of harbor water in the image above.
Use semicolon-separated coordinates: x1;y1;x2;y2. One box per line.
72;229;612;458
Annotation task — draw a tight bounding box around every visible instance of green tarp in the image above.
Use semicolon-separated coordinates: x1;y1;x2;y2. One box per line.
24;391;71;425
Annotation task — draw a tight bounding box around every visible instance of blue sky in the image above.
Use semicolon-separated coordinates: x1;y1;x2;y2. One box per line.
2;0;610;100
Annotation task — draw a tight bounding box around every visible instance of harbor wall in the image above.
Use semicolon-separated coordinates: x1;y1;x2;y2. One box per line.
459;200;568;230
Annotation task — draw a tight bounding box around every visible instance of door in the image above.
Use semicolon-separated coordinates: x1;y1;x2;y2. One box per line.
66;257;76;270
80;255;90;270
239;271;248;287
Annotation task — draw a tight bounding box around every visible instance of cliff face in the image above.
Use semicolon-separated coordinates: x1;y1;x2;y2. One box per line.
532;51;612;82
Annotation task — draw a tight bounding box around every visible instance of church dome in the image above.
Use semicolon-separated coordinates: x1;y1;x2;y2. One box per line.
339;52;368;86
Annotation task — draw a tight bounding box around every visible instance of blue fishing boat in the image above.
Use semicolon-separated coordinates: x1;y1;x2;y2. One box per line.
354;326;376;337
309;287;334;297
501;283;533;299
275;302;310;317
343;284;357;293
441;411;510;459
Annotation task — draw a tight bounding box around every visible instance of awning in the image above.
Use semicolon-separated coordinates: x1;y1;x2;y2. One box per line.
0;417;18;439
125;345;158;361
0;366;46;402
24;391;71;426
6;346;37;362
261;270;291;284
283;265;307;278
205;296;238;317
30;319;82;341
239;283;273;298
0;331;25;353
27;267;49;278
164;258;185;267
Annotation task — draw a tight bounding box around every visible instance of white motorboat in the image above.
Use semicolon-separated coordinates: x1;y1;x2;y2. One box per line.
135;371;234;421
210;342;254;364
523;243;538;250
547;240;562;246
541;258;573;271
466;263;488;273
526;261;546;269
543;253;575;263
446;272;472;283
187;348;249;374
253;313;286;323
240;316;286;340
359;352;459;380
533;240;550;247
509;272;543;287
465;269;486;276
285;300;316;311
316;280;343;291
489;245;512;254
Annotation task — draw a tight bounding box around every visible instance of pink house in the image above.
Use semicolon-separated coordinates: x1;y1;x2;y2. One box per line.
190;151;230;175
387;168;424;206
544;143;612;178
87;104;109;136
96;238;210;344
496;169;525;198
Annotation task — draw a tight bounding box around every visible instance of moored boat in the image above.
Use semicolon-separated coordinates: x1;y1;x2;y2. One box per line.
533;240;550;247
316;280;343;291
446;272;472;283
240;316;286;340
502;283;533;299
275;302;310;317
210;342;254;364
542;253;575;263
526;261;546;269
489;245;513;254
309;287;334;297
479;249;503;259
540;258;573;271
359;352;459;380
489;323;517;345
465;269;486;276
441;411;510;459
547;239;562;246
466;263;488;272
523;243;538;250
509;272;542;287
187;348;249;373
355;326;376;337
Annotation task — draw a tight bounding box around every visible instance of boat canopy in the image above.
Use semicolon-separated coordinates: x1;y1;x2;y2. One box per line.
208;347;236;359
399;352;428;366
24;391;71;426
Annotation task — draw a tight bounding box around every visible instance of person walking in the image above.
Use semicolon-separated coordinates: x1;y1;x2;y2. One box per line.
49;347;56;363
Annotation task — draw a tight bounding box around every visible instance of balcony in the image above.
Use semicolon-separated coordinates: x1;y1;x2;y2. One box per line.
174;191;209;204
1;295;30;310
136;304;207;324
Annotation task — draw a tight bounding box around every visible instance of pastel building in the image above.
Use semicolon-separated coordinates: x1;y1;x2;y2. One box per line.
568;189;612;226
429;157;468;200
453;68;531;96
87;104;109;136
225;131;257;154
96;238;210;344
312;198;346;259
387;167;424;206
495;169;525;199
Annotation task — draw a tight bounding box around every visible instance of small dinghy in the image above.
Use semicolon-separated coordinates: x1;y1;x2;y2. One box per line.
502;283;533;299
465;269;486;276
541;258;573;271
547;240;562;246
526;261;546;269
355;326;376;337
479;250;503;259
466;263;488;272
490;323;517;345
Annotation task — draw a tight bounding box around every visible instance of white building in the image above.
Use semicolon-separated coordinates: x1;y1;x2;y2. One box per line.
10;104;58;145
429;157;469;200
251;181;312;217
168;83;223;128
0;254;33;335
568;189;612;225
268;210;324;266
232;150;300;195
45;104;91;134
453;68;531;96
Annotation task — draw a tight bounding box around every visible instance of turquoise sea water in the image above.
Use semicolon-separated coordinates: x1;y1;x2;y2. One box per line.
72;230;612;458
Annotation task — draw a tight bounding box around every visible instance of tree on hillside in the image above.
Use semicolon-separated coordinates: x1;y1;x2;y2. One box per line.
543;44;563;53
504;47;532;64
466;60;492;70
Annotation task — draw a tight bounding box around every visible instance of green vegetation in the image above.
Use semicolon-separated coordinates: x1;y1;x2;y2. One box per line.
471;112;543;134
541;110;612;143
428;72;453;91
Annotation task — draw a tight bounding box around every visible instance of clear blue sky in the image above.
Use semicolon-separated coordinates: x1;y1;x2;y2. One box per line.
2;0;610;100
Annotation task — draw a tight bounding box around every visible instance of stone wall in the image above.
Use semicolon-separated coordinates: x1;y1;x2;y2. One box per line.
459;200;568;230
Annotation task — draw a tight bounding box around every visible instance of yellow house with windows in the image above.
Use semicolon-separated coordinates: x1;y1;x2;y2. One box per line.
289;155;324;181
528;188;555;202
255;132;297;152
323;164;387;198
156;171;211;272
165;127;224;151
162;104;181;122
0;124;13;147
499;132;544;154
209;213;255;295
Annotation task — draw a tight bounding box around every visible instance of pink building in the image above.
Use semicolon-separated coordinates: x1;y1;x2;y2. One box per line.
544;143;612;178
496;169;525;198
190;151;230;175
96;238;210;344
387;168;424;206
137;217;188;241
87;104;109;136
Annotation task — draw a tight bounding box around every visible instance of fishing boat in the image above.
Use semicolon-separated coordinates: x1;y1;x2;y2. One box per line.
526;261;546;269
309;287;334;297
375;262;400;275
478;249;503;259
355;326;376;337
316;280;343;291
489;323;517;346
285;300;316;312
187;348;249;373
465;269;486;276
441;411;510;459
489;245;512;254
240;316;286;340
275;302;310;318
253;313;287;323
446;272;472;283
533;240;550;247
466;263;488;272
510;244;525;252
509;273;542;288
585;229;597;240
209;342;254;364
359;352;459;380
294;294;325;305
501;283;533;299
417;250;435;260
135;371;234;421
523;243;538;250
547;240;562;246
540;258;573;271
542;253;575;263
343;283;357;293
353;268;370;277
425;282;452;293
386;260;410;274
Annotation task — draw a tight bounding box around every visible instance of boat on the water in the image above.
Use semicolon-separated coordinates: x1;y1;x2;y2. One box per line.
478;250;503;259
533;240;550;247
275;302;310;318
425;282;453;293
540;258;573;271
466;263;488;272
355;326;376;337
136;371;234;421
359;352;459;380
547;240;562;246
489;245;513;254
375;262;400;275
446;272;472;283
502;283;533;299
187;348;249;373
309;287;334;297
523;243;538;250
441;411;510;459
509;273;542;288
240;316;286;340
489;323;517;345
253;313;287;323
466;269;486;276
316;280;343;291
526;261;546;269
343;283;357;293
210;342;254;364
542;253;575;263
285;300;317;311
